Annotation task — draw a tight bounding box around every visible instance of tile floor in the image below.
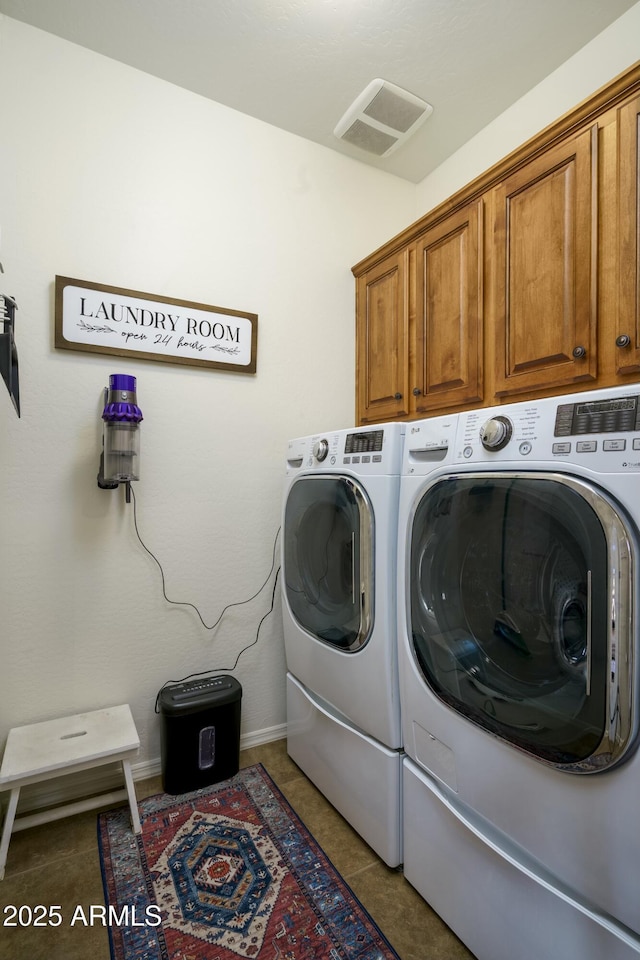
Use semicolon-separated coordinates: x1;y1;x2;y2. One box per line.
0;738;475;960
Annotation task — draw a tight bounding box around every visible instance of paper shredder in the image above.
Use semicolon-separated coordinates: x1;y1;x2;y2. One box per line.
158;675;242;794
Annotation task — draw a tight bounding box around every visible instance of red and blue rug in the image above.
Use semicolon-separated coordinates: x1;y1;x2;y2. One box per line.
98;763;400;960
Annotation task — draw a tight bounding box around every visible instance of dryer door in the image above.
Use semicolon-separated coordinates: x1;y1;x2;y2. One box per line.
409;473;637;772
284;476;373;652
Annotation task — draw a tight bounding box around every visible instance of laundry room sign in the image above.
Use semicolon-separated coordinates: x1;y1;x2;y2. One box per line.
54;276;258;374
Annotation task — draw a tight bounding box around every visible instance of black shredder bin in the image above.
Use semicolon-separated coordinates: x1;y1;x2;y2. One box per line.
158;675;242;794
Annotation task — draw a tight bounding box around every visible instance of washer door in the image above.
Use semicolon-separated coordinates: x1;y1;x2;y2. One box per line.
284;476;373;652
409;473;637;772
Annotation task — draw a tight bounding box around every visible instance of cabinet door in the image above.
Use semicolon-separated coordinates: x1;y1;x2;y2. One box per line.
492;125;598;398
616;94;640;376
356;249;409;423
414;199;483;414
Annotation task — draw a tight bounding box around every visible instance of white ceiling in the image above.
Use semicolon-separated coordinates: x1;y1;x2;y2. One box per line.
1;0;637;182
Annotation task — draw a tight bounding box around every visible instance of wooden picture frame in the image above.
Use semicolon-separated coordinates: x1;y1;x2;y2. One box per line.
54;276;258;374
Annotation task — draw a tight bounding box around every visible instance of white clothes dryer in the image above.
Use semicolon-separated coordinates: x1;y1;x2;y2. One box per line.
282;422;405;865
398;385;640;960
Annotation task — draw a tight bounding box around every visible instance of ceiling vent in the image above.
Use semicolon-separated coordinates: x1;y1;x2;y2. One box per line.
334;79;433;158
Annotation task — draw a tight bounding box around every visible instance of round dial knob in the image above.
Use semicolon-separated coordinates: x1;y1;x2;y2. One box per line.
313;438;329;462
480;416;513;451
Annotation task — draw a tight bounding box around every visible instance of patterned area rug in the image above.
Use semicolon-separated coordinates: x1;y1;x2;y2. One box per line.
98;763;400;960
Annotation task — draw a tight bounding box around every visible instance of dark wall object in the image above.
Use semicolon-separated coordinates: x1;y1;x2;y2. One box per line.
0;294;19;417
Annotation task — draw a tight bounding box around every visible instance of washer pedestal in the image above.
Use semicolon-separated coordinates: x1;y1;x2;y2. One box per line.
403;757;640;960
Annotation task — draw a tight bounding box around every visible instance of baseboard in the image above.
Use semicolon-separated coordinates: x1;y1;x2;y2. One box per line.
238;722;287;751
5;724;288;817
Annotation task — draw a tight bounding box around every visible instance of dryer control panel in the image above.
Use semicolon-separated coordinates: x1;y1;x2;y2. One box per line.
285;422;404;475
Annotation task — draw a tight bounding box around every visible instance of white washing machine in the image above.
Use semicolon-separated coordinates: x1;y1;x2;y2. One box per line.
282;422;405;866
398;385;640;960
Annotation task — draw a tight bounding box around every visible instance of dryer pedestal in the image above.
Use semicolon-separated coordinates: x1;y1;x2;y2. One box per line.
287;673;402;868
403;757;640;960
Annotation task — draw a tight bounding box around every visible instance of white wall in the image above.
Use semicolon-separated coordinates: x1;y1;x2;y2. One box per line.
415;1;640;215
0;16;416;776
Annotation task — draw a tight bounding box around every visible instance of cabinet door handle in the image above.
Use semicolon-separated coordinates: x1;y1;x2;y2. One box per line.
616;334;631;348
394;392;403;400
412;387;422;396
572;346;586;359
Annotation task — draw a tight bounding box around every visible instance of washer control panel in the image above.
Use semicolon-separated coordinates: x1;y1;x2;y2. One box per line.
312;438;329;462
554;394;640;436
456;389;640;469
480;415;513;451
344;429;384;455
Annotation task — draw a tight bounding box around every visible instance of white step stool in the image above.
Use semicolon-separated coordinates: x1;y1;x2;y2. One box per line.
0;704;142;880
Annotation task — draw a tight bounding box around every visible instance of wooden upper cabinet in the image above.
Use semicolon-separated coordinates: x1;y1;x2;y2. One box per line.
491;125;598;398
414;199;483;414
616;94;640;376
356;248;409;423
353;64;640;424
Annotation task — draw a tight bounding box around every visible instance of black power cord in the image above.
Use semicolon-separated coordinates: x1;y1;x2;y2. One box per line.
153;567;281;712
130;484;280;630
127;486;281;708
